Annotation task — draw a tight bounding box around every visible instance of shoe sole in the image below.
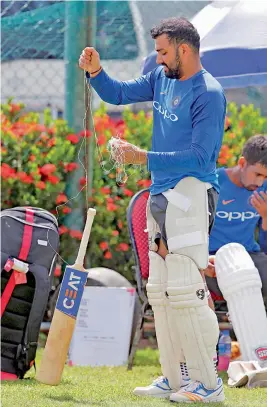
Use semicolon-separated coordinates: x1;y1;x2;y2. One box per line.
170;392;225;403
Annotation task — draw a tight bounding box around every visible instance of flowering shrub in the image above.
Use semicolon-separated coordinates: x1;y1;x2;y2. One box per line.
1;99;90;267
218;103;267;167
1;99;267;280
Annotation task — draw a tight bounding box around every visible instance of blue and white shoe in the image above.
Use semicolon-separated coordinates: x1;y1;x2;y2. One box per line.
170;378;225;403
133;376;173;398
181;377;191;387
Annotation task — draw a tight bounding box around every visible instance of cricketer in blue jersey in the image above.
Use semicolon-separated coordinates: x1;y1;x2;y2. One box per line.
79;17;226;403
205;135;267;305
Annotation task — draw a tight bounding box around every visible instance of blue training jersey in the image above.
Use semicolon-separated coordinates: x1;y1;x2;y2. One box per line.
209;168;267;253
88;66;226;195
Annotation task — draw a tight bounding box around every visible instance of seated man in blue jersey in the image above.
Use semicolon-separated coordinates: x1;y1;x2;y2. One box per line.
205;135;267;369
205;134;267;305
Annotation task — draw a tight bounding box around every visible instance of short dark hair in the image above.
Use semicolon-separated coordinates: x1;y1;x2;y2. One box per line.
150;17;200;52
242;135;267;167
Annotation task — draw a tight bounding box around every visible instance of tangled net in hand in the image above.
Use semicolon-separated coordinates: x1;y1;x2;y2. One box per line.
107;136;141;185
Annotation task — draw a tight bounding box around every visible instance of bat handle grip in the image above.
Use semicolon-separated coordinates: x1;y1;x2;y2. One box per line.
75;208;96;267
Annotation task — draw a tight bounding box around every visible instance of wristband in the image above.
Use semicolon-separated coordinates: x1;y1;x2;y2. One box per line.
90;67;102;75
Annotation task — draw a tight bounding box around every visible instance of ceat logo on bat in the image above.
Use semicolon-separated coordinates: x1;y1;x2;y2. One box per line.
63;272;81;309
56;267;88;318
255;347;267;361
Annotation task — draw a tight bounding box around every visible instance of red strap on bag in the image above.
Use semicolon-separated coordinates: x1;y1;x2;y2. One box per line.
19;208;35;261
1;208;34;317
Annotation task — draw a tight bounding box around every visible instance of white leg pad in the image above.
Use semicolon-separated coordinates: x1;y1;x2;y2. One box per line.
146;251;182;390
163;176;210;269
166;253;219;389
215;243;267;367
163;177;219;389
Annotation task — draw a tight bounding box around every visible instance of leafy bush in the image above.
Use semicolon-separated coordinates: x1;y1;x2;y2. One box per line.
1;100;267;280
218;103;267;167
1;99;92;268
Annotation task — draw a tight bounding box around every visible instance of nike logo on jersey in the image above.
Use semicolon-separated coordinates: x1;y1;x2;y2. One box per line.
222;199;235;205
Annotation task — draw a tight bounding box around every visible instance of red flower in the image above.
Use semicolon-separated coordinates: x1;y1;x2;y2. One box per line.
218;157;227;165
104;251;112;259
67;134;79;144
100;186;111;195
0;164;16;179
78;130;92;138
69;230;83;239
47;175;60;184
17;172;33;184
10;103;22;114
34;124;47;132
40;164;56;176
56;193;68;205
79;177;87;187
54;265;62;277
36;181;46;190
114;119;127;137
59;225;68;235
65;162;79;172
47;127;56;135
117;243;129;252
11;122;32;137
40;133;49;142
29;155;36;161
137;179;151;188
94;115;111;133
123;188;134;197
48;138;56;147
112;230;119;236
97;133;106;146
62;207;72;214
99;241;109;251
107;203;117;211
107;197;114;203
117;220;123;229
224;116;231;129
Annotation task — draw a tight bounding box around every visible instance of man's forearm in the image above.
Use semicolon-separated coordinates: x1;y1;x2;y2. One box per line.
86;70;122;105
262;217;267;231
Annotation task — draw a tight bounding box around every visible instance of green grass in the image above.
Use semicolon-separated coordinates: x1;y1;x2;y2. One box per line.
1;348;267;407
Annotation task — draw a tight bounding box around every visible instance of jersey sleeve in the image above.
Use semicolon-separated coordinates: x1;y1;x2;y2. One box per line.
87;69;156;105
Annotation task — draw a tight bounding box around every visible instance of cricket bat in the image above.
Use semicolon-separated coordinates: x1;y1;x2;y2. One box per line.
36;208;96;385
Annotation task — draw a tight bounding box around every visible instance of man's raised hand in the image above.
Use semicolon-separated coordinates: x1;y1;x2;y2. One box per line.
79;47;102;76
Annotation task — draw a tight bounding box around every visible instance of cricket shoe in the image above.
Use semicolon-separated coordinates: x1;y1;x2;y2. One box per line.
133;376;190;398
170;378;225;403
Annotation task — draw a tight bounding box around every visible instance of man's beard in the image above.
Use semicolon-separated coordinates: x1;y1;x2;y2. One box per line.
163;50;182;79
245;184;258;191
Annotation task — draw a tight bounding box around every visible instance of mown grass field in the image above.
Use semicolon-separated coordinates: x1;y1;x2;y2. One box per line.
2;348;267;407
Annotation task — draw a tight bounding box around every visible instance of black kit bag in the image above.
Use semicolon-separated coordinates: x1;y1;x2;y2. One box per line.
1;207;59;379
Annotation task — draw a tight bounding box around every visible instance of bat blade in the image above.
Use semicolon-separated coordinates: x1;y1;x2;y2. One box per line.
36;208;96;385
